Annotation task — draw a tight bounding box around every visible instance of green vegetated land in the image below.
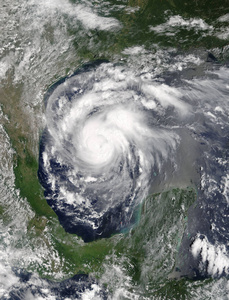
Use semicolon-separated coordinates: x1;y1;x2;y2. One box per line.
0;77;56;219
68;0;229;61
112;188;197;298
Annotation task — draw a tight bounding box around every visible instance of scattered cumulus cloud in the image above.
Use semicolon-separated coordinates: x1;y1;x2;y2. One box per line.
32;0;122;31
150;15;213;36
191;234;229;277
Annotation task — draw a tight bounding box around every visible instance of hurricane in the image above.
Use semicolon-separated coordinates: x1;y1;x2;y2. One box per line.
39;61;184;242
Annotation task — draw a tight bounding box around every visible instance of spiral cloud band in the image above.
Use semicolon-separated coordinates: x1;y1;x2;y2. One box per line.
39;61;182;242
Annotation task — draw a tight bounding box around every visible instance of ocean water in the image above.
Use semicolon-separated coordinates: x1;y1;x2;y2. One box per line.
0;0;229;299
